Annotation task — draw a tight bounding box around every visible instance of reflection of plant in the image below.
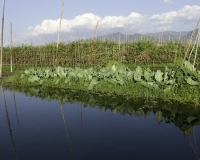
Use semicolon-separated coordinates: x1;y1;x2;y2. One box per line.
4;85;200;136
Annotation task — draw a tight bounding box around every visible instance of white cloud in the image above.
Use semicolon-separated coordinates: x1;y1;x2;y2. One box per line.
22;5;200;40
25;12;146;37
150;5;200;27
163;0;174;4
150;11;177;25
177;5;200;22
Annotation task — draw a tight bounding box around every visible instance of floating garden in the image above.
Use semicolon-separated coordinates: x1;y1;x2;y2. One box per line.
2;59;200;105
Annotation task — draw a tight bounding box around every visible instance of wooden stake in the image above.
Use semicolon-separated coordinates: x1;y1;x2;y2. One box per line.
56;0;65;64
0;0;5;78
10;23;13;72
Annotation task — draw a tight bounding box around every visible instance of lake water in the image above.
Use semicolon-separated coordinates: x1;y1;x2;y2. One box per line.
0;86;200;160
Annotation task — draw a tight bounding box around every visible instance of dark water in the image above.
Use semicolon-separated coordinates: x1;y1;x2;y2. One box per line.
0;86;200;160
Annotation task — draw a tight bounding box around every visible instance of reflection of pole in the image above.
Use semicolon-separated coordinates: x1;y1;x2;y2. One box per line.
60;104;76;160
13;91;19;125
183;129;200;160
1;87;18;160
193;128;200;159
80;104;83;128
78;104;83;129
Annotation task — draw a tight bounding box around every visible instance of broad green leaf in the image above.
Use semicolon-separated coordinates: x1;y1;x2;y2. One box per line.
126;71;133;80
28;75;40;83
135;66;143;76
144;70;151;81
88;79;99;90
108;78;117;85
165;79;175;85
163;86;172;93
111;65;117;72
184;61;196;71
134;73;142;81
155;70;163;82
24;69;31;75
54;79;60;84
117;79;124;85
185;77;199;85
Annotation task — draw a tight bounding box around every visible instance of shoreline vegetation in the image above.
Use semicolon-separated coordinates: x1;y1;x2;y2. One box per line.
1;60;200;105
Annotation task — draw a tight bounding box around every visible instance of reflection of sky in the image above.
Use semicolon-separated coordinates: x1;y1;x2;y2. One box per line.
0;88;200;159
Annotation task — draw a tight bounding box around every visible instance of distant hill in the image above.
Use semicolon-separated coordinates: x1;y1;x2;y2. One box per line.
93;30;199;43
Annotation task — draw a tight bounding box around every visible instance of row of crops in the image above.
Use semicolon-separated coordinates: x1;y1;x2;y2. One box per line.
19;60;200;92
3;39;199;68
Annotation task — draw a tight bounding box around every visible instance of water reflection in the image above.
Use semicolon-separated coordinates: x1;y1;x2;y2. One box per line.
1;87;18;160
3;85;200;136
59;103;76;160
2;85;200;159
184;129;200;160
13;91;19;126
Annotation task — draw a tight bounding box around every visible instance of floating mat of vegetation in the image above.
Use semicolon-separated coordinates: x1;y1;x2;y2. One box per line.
2;60;200;104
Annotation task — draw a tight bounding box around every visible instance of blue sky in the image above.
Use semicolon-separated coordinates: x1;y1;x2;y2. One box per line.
1;0;200;45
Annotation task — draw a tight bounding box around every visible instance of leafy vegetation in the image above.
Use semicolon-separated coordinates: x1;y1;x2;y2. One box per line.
17;60;200;91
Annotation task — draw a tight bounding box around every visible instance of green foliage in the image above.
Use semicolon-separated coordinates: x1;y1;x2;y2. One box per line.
17;60;200;93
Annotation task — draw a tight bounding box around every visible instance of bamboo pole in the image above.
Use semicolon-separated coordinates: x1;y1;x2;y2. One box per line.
56;0;65;64
0;0;5;78
92;21;99;40
10;23;13;72
182;18;200;66
193;29;200;69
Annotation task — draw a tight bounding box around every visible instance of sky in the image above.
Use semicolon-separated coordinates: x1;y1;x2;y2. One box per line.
1;0;200;45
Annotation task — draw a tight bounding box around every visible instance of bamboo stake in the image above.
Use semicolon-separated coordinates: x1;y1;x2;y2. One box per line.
188;30;199;64
182;18;200;66
56;0;65;64
0;0;5;78
10;23;13;72
92;21;99;40
193;29;200;69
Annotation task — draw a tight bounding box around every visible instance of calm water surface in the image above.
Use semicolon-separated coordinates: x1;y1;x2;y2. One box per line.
0;86;200;160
